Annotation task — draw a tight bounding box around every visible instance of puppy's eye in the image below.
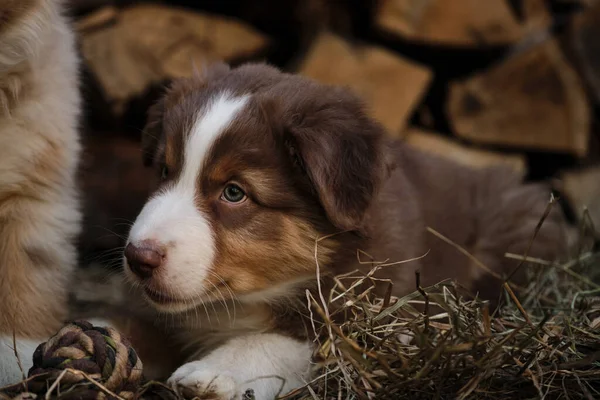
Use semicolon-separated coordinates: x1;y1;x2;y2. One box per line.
160;165;169;180
221;184;246;203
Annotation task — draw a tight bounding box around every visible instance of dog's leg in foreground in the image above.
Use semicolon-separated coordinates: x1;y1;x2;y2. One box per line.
169;333;311;399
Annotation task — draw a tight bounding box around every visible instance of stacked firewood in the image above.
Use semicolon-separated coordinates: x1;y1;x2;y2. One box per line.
70;0;600;260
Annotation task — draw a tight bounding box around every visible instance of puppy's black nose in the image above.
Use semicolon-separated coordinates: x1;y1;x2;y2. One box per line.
124;241;163;279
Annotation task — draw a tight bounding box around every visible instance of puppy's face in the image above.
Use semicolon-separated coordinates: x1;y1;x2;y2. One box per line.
125;63;387;313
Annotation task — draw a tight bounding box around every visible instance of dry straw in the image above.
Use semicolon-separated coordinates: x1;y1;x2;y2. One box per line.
284;204;600;400
1;204;599;400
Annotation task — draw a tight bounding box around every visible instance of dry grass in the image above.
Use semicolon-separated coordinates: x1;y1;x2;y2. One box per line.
283;208;600;400
2;213;599;400
284;251;600;400
6;254;598;400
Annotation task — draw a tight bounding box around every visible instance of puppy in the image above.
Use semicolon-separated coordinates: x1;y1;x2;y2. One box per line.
124;62;567;399
0;0;81;385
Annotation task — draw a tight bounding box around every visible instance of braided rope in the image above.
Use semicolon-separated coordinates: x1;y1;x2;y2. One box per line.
26;320;143;400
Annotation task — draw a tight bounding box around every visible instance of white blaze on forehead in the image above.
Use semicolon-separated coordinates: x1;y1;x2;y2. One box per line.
127;92;249;308
180;92;250;187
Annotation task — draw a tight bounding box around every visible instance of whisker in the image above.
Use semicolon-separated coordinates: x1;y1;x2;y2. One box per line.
208;272;240;323
206;273;233;324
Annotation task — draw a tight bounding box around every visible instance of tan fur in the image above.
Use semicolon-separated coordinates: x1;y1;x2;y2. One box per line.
209;215;334;299
0;0;81;341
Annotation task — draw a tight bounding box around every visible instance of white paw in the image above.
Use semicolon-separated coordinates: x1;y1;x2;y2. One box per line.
168;362;239;400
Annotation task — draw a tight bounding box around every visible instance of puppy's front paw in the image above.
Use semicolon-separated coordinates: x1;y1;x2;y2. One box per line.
168;361;239;400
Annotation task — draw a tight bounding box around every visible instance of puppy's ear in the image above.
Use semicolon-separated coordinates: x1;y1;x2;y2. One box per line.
281;85;388;231
141;97;164;166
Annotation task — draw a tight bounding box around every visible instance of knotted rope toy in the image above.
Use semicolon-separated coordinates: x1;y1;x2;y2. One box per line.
1;320;255;400
24;320;144;400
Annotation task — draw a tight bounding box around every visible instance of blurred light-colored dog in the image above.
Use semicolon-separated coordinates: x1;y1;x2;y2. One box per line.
0;0;82;385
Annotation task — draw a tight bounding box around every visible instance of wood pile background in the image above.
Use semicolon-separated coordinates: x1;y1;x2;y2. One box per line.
68;0;600;265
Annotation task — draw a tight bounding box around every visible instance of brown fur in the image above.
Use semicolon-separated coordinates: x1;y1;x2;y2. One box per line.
129;62;569;384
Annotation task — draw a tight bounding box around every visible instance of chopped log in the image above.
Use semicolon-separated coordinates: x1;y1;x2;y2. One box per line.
569;2;600;105
77;4;269;116
447;39;590;157
403;128;526;177
558;166;600;236
74;5;117;32
66;0;114;14
299;32;432;136
376;0;550;47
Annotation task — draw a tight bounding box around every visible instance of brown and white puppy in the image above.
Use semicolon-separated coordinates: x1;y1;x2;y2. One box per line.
124;63;567;399
0;0;81;385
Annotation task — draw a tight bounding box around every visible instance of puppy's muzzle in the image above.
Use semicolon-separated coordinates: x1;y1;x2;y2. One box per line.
124;241;164;279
